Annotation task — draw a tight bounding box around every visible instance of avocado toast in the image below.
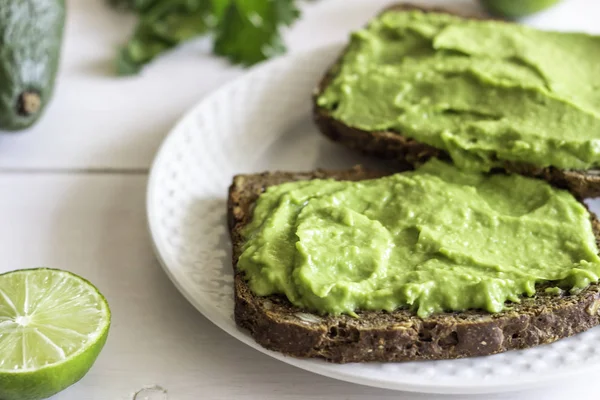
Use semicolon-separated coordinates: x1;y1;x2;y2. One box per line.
313;4;600;198
229;164;600;363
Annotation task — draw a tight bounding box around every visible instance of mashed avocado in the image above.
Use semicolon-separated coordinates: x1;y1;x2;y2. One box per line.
317;11;600;171
238;159;600;317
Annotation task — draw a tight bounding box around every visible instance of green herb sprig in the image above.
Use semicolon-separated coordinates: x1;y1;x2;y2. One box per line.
111;0;301;75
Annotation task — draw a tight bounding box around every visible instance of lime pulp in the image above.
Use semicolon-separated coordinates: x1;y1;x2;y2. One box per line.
0;268;111;400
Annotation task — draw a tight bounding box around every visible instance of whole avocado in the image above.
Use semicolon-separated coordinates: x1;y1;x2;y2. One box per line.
0;0;66;131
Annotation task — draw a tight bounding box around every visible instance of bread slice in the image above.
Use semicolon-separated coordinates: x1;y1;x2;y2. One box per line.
228;166;600;363
312;4;600;199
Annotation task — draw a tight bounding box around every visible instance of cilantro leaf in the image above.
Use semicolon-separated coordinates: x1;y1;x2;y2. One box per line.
116;0;213;75
107;0;158;12
275;0;301;26
213;0;300;66
112;0;302;74
210;0;232;21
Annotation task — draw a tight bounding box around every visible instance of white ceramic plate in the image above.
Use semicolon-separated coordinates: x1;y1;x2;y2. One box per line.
146;43;600;394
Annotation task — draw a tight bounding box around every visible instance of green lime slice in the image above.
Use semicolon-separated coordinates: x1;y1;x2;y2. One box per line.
0;268;111;400
480;0;561;18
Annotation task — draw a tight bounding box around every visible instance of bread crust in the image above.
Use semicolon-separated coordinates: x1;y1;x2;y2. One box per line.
228;167;600;363
312;3;600;199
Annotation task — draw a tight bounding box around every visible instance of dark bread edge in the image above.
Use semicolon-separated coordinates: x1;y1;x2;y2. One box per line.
312;3;600;199
228;167;600;363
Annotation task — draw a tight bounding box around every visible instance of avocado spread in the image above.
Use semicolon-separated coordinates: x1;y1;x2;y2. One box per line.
238;159;600;317
317;11;600;171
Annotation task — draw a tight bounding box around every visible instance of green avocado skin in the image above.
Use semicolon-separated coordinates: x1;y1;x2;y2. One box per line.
0;0;66;131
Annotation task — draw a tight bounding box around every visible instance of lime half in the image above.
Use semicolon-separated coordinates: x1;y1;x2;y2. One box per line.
0;269;111;400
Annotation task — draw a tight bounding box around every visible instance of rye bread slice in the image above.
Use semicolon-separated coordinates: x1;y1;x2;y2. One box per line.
229;166;600;363
312;4;600;199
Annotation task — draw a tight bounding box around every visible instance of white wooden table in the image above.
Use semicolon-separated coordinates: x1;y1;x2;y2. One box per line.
3;0;600;398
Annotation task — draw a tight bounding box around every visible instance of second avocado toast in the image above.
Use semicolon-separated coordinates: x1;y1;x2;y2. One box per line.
229;4;600;363
313;4;600;198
